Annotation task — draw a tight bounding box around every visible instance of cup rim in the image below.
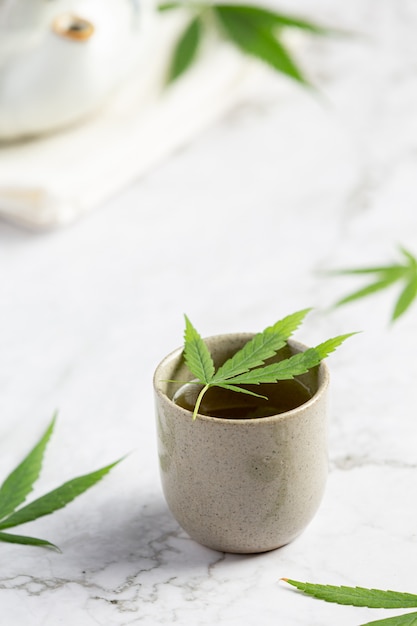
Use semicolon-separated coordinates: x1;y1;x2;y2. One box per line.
153;334;330;424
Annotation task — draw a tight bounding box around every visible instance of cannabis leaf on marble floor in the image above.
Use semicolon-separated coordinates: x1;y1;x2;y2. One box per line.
158;2;340;84
330;246;417;322
282;579;417;625
0;414;121;551
172;310;354;420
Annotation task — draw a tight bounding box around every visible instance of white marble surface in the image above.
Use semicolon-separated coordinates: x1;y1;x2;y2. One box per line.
1;0;417;624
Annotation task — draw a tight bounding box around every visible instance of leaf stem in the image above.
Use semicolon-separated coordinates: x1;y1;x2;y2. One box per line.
192;384;210;421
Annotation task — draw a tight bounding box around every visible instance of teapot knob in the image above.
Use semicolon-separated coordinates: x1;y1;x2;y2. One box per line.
52;14;95;42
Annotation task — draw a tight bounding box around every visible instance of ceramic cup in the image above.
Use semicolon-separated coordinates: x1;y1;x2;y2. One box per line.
153;334;329;554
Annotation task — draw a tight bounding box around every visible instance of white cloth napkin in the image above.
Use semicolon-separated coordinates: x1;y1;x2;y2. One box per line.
0;16;259;229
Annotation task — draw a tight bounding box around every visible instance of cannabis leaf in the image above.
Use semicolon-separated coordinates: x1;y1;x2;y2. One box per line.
0;416;122;550
362;614;417;626
221;335;353;386
184;314;215;383
159;2;336;84
282;579;417;626
0;414;56;521
330;246;417;322
168;15;203;81
212;308;311;382
282;579;417;608
175;310;353;420
214;5;309;86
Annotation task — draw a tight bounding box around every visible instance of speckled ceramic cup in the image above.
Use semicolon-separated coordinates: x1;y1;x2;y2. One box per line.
153;334;329;554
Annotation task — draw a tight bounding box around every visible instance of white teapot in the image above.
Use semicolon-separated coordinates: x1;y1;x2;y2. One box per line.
0;0;154;140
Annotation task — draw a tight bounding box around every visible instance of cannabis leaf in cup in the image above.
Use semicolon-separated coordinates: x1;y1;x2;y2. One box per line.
175;309;354;420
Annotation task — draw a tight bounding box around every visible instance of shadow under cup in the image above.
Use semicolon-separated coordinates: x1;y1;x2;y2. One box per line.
153;335;329;554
